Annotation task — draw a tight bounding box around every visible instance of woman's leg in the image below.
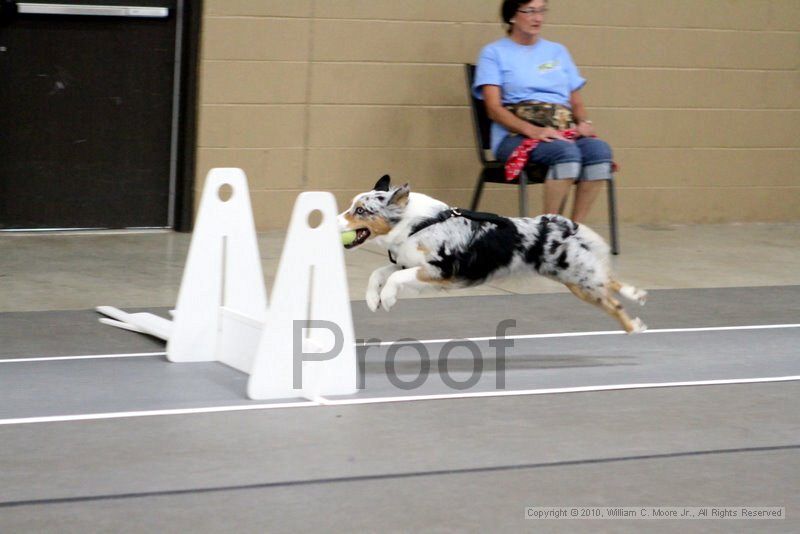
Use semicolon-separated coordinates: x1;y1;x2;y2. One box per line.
531;140;581;215
544;179;575;215
572;137;613;222
572;181;604;222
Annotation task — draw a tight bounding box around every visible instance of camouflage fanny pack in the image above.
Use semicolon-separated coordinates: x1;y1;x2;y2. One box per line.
505;101;574;131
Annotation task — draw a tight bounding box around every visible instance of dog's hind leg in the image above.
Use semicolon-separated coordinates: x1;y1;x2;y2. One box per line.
598;293;647;334
608;279;647;306
566;283;647;334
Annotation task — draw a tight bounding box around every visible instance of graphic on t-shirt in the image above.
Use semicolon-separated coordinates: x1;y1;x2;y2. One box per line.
538;60;560;73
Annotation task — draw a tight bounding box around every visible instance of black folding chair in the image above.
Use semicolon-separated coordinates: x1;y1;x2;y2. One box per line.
465;64;619;254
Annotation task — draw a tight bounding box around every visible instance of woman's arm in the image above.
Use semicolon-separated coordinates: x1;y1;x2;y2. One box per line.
482;85;565;142
570;90;596;137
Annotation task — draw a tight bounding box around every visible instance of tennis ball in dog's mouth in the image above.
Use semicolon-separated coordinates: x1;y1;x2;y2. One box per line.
341;230;357;247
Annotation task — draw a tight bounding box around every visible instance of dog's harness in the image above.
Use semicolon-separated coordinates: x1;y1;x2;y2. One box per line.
387;208;510;265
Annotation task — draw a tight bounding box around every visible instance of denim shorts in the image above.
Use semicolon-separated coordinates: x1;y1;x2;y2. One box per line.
495;135;614;181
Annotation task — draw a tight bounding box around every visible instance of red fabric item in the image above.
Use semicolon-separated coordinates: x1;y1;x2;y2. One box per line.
503;129;619;181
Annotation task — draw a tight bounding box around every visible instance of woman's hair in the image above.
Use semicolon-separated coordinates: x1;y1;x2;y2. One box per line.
501;0;547;34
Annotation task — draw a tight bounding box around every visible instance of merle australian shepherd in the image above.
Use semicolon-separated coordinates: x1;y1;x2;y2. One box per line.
339;175;647;333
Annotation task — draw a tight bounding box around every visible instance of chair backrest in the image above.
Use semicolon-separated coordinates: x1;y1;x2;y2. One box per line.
464;63;494;164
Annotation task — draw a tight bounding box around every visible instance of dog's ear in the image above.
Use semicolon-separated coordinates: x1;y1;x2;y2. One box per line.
389;183;410;206
373;175;391;192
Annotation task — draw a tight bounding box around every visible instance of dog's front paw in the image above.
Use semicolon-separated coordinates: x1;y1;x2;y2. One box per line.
366;289;381;312
628;317;647;334
379;285;398;311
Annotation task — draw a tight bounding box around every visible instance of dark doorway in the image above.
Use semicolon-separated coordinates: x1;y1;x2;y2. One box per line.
0;0;197;230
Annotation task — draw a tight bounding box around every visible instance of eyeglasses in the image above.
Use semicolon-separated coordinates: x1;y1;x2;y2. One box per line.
517;7;548;15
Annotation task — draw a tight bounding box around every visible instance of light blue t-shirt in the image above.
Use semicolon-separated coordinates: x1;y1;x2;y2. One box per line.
473;37;587;154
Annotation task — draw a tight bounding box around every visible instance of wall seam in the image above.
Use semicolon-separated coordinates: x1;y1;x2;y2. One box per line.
205;16;798;34
300;1;317;190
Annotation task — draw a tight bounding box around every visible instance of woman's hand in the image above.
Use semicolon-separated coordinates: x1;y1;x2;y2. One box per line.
527;125;567;142
576;120;596;138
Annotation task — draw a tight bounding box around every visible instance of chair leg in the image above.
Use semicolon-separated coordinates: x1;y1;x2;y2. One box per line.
518;171;528;217
470;172;486;211
607;177;620;255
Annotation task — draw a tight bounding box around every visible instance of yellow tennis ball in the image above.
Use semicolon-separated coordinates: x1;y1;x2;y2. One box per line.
341;230;357;246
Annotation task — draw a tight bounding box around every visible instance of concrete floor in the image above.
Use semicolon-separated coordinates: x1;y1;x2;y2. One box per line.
1;384;797;533
1;222;799;533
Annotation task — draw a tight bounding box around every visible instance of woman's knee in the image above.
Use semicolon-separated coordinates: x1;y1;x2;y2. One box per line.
577;137;613;164
532;140;581;179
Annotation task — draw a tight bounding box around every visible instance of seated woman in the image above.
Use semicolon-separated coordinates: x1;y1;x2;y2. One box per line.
473;0;613;223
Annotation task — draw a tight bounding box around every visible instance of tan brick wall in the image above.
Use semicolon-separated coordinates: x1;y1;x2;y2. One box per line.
197;0;800;229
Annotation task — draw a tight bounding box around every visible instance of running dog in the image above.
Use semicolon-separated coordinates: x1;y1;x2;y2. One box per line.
339;175;647;333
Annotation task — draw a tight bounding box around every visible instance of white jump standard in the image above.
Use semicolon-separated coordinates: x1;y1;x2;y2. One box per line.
97;168;358;401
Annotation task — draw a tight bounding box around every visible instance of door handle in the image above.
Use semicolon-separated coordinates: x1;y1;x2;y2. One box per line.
17;3;168;18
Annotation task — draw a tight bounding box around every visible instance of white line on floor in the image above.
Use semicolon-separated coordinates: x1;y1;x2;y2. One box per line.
318;375;800;406
1;375;798;426
360;323;800;347
3;323;798;363
0;352;166;364
0;401;319;426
